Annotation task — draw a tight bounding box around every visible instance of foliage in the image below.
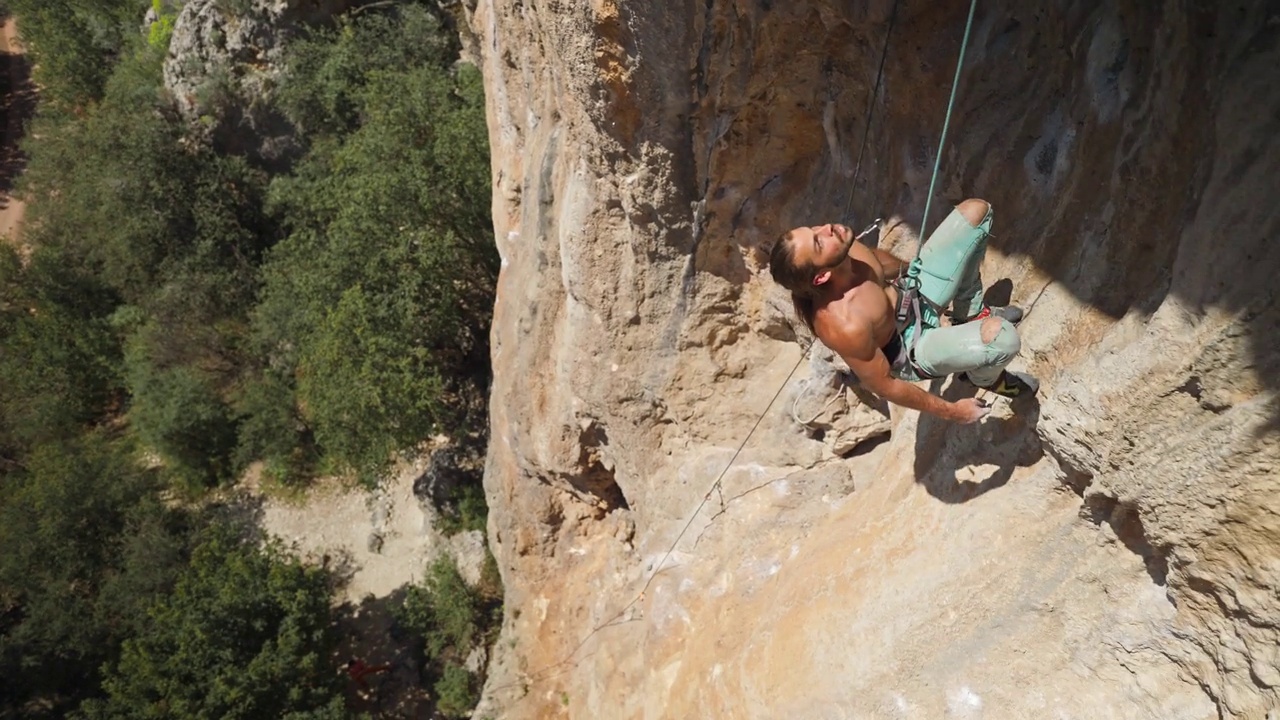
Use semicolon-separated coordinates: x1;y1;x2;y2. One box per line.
395;554;502;718
16;41;276;488
0;3;501;715
146;0;176;52
433;664;478;719
274;7;456;138
124;340;237;492
0;435;188;718
436;480;489;536
399;557;482;660
84;527;345;720
231;366;317;488
255;4;497;479
214;0;254;18
0;245;124;454
4;0;141;107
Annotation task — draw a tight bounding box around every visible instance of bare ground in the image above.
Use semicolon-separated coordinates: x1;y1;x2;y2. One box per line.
0;17;30;250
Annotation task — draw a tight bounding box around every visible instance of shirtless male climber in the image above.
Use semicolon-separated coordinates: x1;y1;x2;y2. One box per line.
767;198;1039;425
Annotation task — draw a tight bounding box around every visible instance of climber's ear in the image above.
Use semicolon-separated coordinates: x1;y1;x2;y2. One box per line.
813;270;832;286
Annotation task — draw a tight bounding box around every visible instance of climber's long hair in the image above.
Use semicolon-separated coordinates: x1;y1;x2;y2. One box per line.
768;230;819;333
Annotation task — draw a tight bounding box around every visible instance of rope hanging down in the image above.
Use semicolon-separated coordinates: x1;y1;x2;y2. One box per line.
841;0;902;223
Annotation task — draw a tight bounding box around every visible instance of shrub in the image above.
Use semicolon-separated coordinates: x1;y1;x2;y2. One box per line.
146;0;177;52
434;663;478;719
85;527;344;719
394;553;502;718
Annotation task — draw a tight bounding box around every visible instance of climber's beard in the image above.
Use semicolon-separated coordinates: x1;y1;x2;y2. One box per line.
817;224;857;270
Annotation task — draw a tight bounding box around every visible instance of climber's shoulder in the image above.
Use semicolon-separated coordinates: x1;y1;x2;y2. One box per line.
813;299;877;364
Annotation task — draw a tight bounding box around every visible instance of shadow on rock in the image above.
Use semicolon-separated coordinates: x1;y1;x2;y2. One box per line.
913;374;1044;504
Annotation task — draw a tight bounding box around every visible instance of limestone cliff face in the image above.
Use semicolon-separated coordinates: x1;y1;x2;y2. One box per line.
469;1;1280;717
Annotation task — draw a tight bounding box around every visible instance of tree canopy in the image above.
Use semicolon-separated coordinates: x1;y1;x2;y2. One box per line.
0;2;498;717
82;529;344;720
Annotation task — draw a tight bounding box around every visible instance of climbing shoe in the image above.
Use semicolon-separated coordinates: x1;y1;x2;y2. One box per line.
955;304;1024;325
970;369;1040;399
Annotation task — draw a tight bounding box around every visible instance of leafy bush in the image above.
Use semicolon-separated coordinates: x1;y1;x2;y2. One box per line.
0;435;187;718
231;367;317;487
434;664;479;719
84;527;345;720
399;556;482;660
394;554;502;718
436;480;489;536
146;0;176;52
125;340;238;492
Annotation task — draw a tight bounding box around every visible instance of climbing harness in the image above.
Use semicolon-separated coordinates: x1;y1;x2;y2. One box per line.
884;271;948;381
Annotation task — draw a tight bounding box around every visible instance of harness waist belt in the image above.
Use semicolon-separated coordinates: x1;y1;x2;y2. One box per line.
881;331;906;371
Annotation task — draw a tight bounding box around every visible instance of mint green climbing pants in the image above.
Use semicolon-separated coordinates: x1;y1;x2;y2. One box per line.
895;205;1020;387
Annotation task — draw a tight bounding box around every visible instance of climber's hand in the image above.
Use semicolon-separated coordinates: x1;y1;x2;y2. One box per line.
951;398;991;424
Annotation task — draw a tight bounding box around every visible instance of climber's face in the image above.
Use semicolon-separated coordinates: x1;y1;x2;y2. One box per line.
768;223;857;296
788;223;854;283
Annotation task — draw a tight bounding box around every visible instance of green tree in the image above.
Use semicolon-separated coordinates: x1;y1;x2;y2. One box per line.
4;0;142;108
0;435;186;718
255;5;497;479
85;528;344;720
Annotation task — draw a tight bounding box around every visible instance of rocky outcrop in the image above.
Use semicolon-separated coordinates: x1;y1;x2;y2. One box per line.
469;1;1280;718
161;0;357;162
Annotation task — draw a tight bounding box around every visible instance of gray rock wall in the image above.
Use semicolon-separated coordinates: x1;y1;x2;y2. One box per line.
161;0;357;162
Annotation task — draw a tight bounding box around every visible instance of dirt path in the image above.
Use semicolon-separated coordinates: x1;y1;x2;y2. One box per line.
0;16;31;248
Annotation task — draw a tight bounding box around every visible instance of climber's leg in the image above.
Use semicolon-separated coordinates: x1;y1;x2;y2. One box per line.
910;198;992;322
911;314;1019;388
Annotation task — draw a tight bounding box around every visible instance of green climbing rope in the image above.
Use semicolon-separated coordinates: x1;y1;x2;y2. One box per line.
917;0;979;244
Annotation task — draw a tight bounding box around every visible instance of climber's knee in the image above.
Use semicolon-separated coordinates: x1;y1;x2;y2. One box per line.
983;317;1021;359
980;316;1002;344
957;198;991;227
